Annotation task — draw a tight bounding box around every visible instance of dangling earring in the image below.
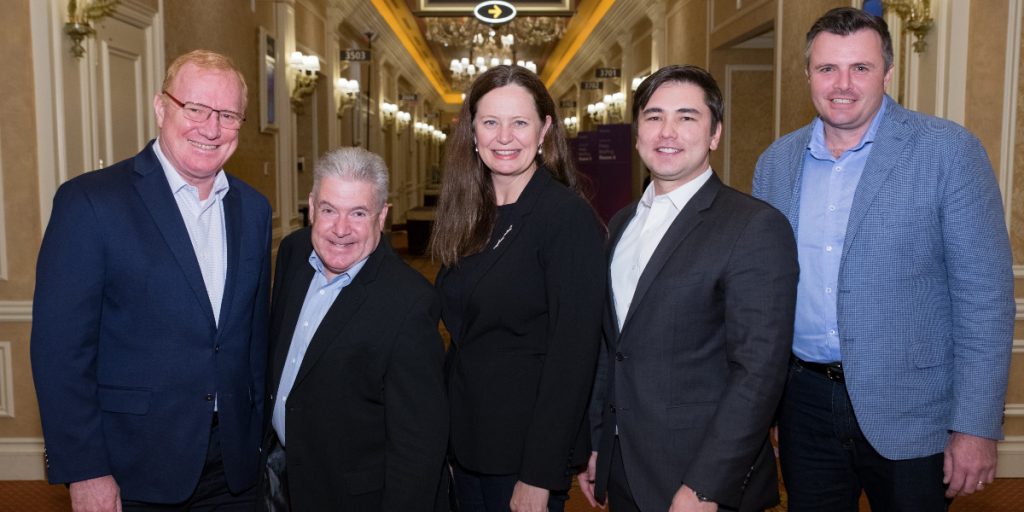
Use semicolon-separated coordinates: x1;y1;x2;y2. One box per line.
537;145;543;155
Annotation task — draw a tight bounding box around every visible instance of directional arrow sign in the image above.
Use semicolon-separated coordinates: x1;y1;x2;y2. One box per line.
474;1;516;24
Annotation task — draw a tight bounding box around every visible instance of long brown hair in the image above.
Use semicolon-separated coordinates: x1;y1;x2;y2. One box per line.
429;65;579;266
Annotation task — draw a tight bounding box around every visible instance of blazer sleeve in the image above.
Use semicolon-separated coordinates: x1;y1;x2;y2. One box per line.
30;180;111;484
382;286;449;511
683;206;799;506
518;198;607;490
941;132;1015;440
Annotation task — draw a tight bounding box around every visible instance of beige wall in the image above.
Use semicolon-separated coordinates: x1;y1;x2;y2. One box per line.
0;0;43;444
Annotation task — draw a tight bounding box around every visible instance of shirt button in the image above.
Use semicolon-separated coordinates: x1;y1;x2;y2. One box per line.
834;166;842;172
828;205;836;212
303;321;309;327
829;329;837;336
319;290;325;296
825;245;833;252
825;287;832;294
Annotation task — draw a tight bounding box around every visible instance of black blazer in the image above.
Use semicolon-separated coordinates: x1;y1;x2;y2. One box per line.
437;168;606;490
590;174;799;511
263;229;448;511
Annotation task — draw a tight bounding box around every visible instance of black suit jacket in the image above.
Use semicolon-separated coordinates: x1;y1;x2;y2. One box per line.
437;168;606;490
263;229;448;511
590;174;798;511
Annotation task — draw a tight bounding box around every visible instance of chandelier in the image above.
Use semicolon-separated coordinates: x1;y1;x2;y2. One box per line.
425;16;567;48
426;16;565;88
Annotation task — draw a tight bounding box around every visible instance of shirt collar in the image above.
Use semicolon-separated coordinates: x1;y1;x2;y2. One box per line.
308;248;370;286
808;95;889;159
639;167;714;210
153;137;230;199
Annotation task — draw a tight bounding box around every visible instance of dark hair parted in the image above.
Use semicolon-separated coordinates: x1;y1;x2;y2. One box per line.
632;64;724;137
805;7;894;71
429;65;580;266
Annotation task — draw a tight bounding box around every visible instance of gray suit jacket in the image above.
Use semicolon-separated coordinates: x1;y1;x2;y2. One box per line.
590;173;799;511
752;96;1015;459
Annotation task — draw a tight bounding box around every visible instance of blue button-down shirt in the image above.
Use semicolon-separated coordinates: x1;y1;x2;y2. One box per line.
272;251;367;446
793;98;888;363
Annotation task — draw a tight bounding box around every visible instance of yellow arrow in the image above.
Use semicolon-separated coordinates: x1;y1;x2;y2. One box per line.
488;4;502;18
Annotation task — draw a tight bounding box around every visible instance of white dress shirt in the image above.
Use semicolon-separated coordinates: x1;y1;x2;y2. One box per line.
153;139;229;325
610;169;712;330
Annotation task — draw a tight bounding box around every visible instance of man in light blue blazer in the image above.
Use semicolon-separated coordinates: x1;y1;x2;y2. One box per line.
753;7;1014;511
32;50;271;511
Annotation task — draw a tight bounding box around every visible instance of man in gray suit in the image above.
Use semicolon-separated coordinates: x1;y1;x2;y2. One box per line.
752;7;1015;511
579;65;799;512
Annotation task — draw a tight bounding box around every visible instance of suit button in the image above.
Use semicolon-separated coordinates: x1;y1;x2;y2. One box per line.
609;402;616;412
615;352;625;361
205;394;214;401
269;393;275;401
214;345;220;352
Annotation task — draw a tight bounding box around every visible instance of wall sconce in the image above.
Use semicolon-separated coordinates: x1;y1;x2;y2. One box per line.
381;102;398;127
432;129;447;143
603;92;626;123
563;116;579;137
586;102;607;124
414;121;431;140
64;0;119;58
289;51;321;114
335;77;360;116
631;75;649;91
396;111;412;132
883;0;933;52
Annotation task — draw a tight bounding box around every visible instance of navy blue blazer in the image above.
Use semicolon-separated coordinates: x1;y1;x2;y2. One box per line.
31;141;272;503
753;97;1015;459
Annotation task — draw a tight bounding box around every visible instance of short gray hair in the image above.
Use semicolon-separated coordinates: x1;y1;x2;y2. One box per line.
312;147;389;210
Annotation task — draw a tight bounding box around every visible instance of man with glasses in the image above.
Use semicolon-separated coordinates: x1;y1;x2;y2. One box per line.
32;49;271;511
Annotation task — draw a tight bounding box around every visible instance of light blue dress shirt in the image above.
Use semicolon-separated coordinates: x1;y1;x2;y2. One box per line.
272;251;367;446
793;98;888;363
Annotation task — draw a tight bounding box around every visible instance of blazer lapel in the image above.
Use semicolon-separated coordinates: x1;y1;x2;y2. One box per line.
605;202;638;338
217;183;242;328
842;99;911;261
449;168;552;344
620;174;723;335
270;249;315;387
132;142;216;326
291;238;390;387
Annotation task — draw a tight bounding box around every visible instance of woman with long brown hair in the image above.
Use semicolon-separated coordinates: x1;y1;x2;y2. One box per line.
430;65;605;512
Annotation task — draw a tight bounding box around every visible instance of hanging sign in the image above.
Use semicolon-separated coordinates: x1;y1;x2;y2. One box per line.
341;49;371;61
474;1;516;24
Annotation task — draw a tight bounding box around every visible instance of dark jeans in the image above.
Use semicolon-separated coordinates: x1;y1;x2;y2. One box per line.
778;360;950;512
451;462;568;512
122;415;257;511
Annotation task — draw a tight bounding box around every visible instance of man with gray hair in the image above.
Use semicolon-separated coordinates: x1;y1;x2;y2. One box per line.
260;147;448;511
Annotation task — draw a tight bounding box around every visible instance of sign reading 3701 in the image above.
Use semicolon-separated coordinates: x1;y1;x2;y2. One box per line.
474;1;517;24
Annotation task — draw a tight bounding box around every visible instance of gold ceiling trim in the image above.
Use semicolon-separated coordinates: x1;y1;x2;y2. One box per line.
415;0;575;16
370;0;464;104
540;0;617;89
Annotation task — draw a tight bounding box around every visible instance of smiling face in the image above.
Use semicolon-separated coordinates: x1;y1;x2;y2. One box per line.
154;62;244;195
635;81;721;195
473;84;552;179
807;29;893;147
308;176;388;280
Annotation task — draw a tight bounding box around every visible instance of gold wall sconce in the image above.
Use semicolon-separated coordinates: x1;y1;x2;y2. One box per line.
65;0;119;58
883;0;933;52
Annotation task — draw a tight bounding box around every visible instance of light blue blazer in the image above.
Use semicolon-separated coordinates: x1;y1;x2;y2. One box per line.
752;97;1015;460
